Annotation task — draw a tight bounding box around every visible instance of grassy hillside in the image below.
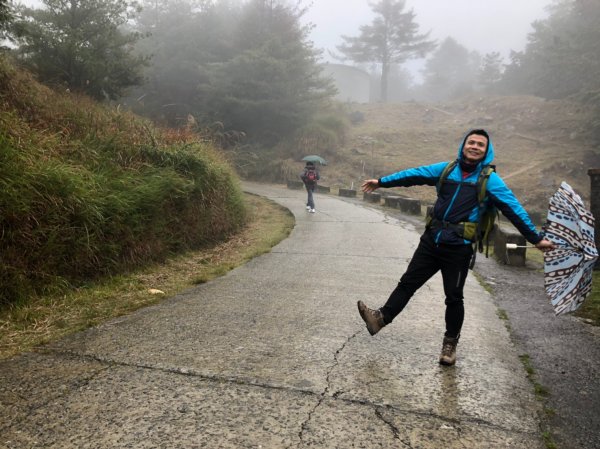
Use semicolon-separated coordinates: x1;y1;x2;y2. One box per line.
0;194;294;359
0;56;246;305
321;96;599;219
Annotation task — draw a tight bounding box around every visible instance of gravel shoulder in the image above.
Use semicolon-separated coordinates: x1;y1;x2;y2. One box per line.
474;255;600;449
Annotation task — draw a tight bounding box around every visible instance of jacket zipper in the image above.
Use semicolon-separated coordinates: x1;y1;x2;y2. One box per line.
435;173;463;244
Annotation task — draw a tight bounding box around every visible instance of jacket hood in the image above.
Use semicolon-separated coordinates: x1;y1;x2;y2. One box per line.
457;130;495;167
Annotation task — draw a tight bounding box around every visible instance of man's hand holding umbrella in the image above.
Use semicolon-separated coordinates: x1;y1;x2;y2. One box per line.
535;239;556;252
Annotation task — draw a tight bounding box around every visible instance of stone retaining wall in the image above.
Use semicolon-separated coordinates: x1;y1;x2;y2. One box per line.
383;196;401;208
398;197;421;215
363;192;381;203
338;188;357;198
493;223;527;266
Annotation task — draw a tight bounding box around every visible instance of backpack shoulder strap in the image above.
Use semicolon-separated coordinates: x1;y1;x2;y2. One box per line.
436;160;458;194
476;164;495;204
472;164;498;263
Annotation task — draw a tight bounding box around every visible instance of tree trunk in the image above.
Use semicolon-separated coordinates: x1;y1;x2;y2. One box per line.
380;60;389;103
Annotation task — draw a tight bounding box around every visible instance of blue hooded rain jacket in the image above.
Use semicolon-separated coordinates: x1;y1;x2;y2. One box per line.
378;133;543;246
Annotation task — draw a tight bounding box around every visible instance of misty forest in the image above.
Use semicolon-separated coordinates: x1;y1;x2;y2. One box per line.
1;0;599;302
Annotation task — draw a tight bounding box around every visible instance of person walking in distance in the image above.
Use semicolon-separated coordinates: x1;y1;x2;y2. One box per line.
357;129;555;366
301;161;320;213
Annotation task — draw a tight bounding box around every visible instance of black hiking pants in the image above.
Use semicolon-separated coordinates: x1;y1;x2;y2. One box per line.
305;183;315;209
380;232;473;339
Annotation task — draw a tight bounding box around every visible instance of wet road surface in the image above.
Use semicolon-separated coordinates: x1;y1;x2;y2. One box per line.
0;183;545;448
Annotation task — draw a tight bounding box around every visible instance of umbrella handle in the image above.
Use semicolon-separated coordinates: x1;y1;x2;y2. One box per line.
506;243;566;250
506;243;534;250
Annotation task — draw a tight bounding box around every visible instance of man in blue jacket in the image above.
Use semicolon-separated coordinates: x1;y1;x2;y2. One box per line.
358;129;554;366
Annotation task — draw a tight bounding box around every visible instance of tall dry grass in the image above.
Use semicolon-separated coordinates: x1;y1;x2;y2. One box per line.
0;56;246;305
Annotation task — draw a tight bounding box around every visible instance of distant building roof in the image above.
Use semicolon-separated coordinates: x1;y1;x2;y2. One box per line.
321;63;370;103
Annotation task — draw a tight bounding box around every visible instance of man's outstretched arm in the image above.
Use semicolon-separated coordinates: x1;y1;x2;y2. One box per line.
361;179;380;193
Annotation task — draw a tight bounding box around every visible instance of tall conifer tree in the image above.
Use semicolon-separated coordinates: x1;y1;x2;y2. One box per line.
11;0;147;100
337;0;434;102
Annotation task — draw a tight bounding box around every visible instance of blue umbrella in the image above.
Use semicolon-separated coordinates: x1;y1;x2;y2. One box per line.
302;155;328;166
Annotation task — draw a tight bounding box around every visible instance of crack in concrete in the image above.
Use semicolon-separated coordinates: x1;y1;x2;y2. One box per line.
296;330;361;448
35;347;540;441
46;347;318;398
374;407;406;444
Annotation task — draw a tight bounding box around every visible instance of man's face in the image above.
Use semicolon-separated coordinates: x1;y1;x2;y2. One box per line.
462;134;488;164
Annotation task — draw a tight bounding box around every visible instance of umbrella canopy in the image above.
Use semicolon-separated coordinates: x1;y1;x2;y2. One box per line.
301;155;328;166
543;182;598;315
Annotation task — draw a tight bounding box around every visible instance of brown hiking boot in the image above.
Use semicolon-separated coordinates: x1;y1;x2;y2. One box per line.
439;336;459;366
357;300;386;336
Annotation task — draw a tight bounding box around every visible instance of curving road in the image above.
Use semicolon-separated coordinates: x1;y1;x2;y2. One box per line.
0;183;545;448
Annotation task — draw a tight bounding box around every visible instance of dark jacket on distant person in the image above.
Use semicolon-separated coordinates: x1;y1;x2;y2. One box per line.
300;165;320;188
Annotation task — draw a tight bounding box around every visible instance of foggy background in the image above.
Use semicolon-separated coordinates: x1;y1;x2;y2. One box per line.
303;0;550;80
19;0;552;59
15;0;554;78
3;0;599;179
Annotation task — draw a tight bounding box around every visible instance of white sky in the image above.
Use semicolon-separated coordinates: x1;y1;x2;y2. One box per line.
302;0;551;62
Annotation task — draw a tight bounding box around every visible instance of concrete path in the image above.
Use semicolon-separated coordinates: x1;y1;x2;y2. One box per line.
0;183;544;448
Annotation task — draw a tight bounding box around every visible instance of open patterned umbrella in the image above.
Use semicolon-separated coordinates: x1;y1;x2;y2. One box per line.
543;182;598;315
